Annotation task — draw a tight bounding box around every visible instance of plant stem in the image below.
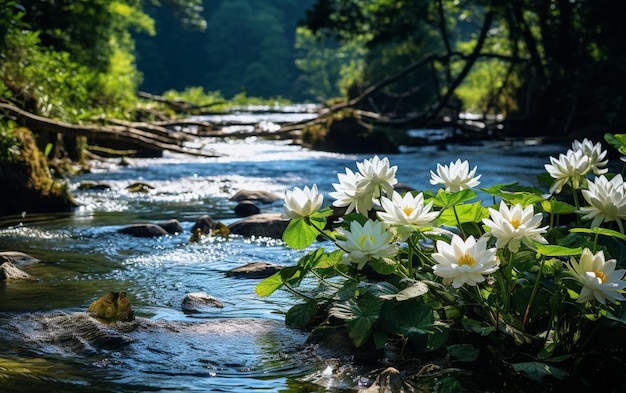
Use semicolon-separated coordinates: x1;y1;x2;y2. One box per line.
452;205;467;238
523;256;545;326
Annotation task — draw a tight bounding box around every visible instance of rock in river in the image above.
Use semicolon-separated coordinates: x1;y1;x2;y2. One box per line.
228;213;289;239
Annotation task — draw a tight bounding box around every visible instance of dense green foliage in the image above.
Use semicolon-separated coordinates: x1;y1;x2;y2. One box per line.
134;0;316;100
301;0;626;136
0;0;204;121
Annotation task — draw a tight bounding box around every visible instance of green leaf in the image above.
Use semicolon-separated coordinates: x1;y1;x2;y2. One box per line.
298;248;325;271
498;191;546;207
370;257;398;275
285;300;318;328
605;133;626;155
570;227;626;241
330;295;384;347
372;331;388;350
511;362;569;382
380;299;436;339
438;202;488;226
378;281;429;301
282;217;318;249
255;271;284;297
479;183;519;195
533;242;582;257
447;344;479;362
431;189;477;208
461;317;496;336
541;199;577;215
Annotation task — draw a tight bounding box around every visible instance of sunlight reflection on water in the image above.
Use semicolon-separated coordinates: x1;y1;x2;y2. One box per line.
0;131;571;392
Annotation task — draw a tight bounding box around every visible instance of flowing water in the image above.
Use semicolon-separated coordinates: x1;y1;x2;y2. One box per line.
0;112;568;392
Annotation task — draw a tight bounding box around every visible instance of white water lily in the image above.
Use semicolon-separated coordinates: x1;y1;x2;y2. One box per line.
482;201;548;252
572;138;608;175
282;184;324;219
356;155;398;199
567;248;626;304
544;149;589;194
430;159;481;192
377;191;438;239
336;219;397;269
579;174;626;233
432;234;499;288
329;168;373;214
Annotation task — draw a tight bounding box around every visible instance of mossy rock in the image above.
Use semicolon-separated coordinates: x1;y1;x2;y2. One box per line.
87;291;135;322
0;127;77;216
301;110;398;154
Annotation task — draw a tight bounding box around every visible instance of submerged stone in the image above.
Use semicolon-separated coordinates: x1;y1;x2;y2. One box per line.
226;262;282;279
228;213;289;239
181;291;224;313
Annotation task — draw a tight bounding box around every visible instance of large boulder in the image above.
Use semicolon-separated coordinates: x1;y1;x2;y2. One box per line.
228;213;289;239
0;127;77;216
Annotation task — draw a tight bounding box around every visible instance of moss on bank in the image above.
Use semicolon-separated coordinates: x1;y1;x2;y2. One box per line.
0;127;77;216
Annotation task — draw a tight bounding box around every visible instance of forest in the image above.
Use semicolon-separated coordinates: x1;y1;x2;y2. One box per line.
1;0;626;156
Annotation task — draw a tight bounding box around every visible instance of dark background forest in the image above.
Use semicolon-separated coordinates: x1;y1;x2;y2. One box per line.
1;0;626;139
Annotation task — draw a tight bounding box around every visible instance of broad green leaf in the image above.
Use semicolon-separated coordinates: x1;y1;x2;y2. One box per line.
479;183;519;195
431;189;477;208
447;344;479;362
314;249;344;269
378;281;429;301
370;257;398;275
298;248;325;271
605;133;626;155
280;266;301;283
461;317;496;336
438;202;488;226
346;316;374;347
331;295;384;348
282;217;318;249
372;331;388;350
285;300;318;328
541;199;577;215
533;242;581;257
364;281;399;297
380;299;436;339
255;271;283;297
570;227;626;241
498;191;546;207
511;362;569;382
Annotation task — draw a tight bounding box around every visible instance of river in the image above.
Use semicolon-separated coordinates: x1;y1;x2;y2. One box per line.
0;111;568;392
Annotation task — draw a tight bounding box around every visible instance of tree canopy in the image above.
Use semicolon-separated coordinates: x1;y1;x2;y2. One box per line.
298;0;626;136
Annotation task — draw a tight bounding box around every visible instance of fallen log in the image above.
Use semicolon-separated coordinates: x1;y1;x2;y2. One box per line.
0;102;221;158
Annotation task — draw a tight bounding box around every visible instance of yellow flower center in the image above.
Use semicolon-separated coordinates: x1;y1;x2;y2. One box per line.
509;218;521;229
457;254;475;267
594;270;607;283
359;235;375;248
403;206;414;216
